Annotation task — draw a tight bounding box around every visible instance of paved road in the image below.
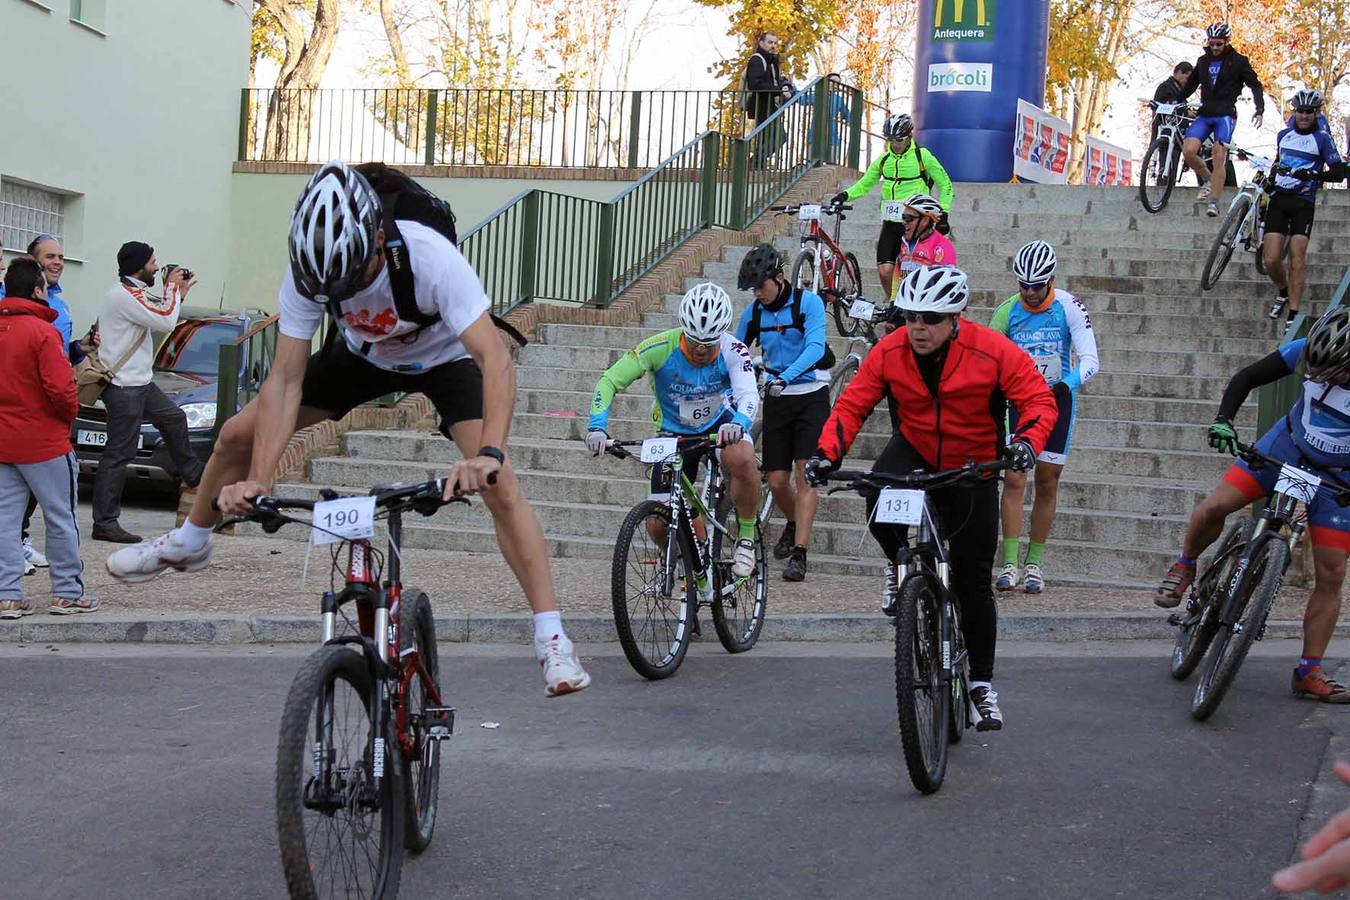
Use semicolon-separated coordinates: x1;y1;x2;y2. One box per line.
0;640;1343;899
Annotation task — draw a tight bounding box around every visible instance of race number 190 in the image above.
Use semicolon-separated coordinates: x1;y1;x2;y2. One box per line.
312;495;377;545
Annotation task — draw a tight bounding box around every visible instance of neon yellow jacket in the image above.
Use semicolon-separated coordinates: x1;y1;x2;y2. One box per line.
841;144;953;211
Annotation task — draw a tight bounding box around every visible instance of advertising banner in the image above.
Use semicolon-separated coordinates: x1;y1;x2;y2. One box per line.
1012;99;1070;184
1083;135;1134;186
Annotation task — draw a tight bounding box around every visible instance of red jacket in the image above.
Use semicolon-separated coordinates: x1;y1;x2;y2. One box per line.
0;297;78;464
818;318;1058;470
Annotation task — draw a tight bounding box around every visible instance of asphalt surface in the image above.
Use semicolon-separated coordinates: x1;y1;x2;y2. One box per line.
0;640;1344;899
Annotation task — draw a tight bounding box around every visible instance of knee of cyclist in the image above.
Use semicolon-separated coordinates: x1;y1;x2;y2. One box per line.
478;467;521;510
767;469;790;490
215;416;252;459
1034;467;1061;494
1313;551;1347;585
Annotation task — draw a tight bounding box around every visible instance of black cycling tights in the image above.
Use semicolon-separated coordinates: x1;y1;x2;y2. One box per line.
866;435;1001;682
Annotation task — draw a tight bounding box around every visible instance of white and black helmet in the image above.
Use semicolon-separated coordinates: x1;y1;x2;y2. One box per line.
895;265;969;314
1292;88;1324;110
1206;21;1232;39
1304;307;1350;383
289;161;383;303
883;113;914;140
903;193;944;220
679;282;733;342
1013;240;1057;283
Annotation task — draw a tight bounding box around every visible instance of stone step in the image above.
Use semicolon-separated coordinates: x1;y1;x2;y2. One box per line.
838;208;1350;237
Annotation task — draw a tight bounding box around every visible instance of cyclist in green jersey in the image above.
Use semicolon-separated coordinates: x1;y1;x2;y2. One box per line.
831;113;954;300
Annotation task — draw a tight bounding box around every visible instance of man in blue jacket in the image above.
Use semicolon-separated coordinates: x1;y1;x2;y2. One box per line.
735;243;832;582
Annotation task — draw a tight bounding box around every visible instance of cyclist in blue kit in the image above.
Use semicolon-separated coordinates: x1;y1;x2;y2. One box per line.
1180;22;1265;218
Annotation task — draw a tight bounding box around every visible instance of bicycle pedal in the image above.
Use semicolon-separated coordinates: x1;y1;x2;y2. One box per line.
1166;613;1184;627
424;706;456;740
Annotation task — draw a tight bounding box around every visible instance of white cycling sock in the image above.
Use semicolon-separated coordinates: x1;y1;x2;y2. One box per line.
970;680;993;692
175;521;213;550
532;611;564;643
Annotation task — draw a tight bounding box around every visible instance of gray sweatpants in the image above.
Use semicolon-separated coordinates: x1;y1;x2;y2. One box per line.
0;453;83;601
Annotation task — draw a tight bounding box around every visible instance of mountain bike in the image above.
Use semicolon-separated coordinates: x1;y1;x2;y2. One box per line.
1169;443;1350;721
603;434;767;679
827;295;894;404
1200;150;1291;291
817;459;1009;794
1138;100;1235;214
770;201;864;338
223;478;460;899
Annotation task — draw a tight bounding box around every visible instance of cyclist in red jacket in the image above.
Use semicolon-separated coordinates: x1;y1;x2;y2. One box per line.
807;266;1057;730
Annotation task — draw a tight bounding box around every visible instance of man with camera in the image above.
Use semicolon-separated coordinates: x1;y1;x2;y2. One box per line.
90;241;203;543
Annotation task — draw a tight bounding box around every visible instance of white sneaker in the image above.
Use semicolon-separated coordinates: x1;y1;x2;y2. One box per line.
23;560;36;577
22;537;49;568
534;633;591;698
732;538;757;579
995;564;1019;592
105;529;213;584
1197;183;1212;202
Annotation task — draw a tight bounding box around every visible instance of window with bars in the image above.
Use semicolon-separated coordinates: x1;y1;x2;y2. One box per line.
0;181;65;252
69;0;105;30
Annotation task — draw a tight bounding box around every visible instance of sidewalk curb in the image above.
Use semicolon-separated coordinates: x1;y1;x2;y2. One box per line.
4;611;1345;645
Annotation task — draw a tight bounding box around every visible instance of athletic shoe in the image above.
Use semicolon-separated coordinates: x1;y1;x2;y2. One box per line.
1269;295;1288;320
1023;564;1044;594
49;595;100;615
732;538;757;578
773;522;796;560
995;564;1019;592
22;537;48;568
782;546;807;582
1206;200;1219;218
0;599;34;619
534;633;591;698
105;530;214;584
882;565;899;616
971;685;1003;731
1292;669;1350;703
1154;561;1195;609
1197;183;1212;202
23;560;35;577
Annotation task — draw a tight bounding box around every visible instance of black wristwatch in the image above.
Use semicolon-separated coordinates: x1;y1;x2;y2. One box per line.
478;446;505;464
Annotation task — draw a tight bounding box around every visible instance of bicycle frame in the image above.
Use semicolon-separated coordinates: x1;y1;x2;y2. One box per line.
1213;490;1302;633
800;213;848;296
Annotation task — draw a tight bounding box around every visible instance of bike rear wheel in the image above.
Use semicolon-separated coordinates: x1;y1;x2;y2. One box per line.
400;589;442;852
1191;535;1288;721
1201;193;1252;290
1139;137;1177;213
829;355;860;405
712;495;767;653
277;645;403;900
611;499;695;679
1171;517;1254;681
894;576;950;794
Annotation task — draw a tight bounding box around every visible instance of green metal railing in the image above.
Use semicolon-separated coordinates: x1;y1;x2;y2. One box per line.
239;87;756;169
214;314;279;439
1255;266;1350;435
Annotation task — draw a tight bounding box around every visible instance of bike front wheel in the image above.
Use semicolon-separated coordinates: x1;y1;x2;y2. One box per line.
711;495;767;653
894;576;950;794
1200;193;1252;291
1191;535;1289;721
400;589;442;853
1171;517;1254;681
611;499;696;679
277;645;403;900
827;251;865;336
1139;137;1176;213
829;354;860;405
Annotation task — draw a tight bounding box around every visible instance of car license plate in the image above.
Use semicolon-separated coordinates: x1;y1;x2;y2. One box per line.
76;429;142;449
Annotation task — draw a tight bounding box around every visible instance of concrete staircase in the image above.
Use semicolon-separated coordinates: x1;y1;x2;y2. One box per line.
282;182;1350;592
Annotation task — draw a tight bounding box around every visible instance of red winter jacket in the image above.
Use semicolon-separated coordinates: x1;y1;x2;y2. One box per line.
818;318;1057;470
0;297;78;464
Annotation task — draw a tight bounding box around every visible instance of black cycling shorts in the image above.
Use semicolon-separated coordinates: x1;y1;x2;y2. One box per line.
876;220;905;266
300;338;483;437
647;411;734;496
1265;193;1316;238
760;388;830;472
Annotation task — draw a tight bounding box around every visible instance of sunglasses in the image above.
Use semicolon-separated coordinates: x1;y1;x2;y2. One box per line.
901;214;921;223
901;311;949;325
1207;40;1227;47
685;335;720;350
1295;107;1319;114
1019;280;1051;293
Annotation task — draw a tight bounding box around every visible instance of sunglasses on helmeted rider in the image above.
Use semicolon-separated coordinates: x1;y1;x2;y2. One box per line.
901;311;949;325
1295;107;1319;114
901;214;921;223
1019;280;1050;293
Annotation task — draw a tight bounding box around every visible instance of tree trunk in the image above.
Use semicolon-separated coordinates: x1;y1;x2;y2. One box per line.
263;0;342;160
379;0;413;84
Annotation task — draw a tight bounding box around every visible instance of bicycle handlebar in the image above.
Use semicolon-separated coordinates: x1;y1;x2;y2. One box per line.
218;478;469;533
1234;442;1350;505
604;434;720;461
822;459;1010;495
770;202;853;215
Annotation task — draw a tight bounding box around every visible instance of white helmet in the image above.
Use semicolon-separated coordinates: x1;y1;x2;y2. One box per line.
902;193;944;220
895;266;969;314
288;161;383;303
679;282;733;342
1013;240;1057;283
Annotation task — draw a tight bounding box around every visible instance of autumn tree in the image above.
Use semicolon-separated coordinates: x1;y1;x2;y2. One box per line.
1287;0;1350;119
834;0;917;113
251;0;343;160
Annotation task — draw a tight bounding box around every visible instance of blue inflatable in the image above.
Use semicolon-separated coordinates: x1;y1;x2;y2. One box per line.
912;0;1051;182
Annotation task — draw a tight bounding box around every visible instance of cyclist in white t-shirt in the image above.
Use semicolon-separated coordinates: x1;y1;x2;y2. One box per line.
107;162;590;697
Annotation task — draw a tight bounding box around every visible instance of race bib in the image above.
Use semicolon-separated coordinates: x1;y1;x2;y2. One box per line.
876;489;925;525
639;436;679;463
678;395;721;427
798;204;822;221
312;496;376;546
1032;354;1062;385
881;199;906;222
848;298;876;321
1275;464;1321;501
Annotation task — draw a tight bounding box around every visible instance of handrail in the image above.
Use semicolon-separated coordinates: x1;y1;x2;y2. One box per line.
1255;265;1350;436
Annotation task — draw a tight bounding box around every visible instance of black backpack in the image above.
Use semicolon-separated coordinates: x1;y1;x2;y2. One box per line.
328;163;526;348
742;287;836;371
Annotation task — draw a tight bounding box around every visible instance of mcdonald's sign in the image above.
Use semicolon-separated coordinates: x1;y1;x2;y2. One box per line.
932;0;995;42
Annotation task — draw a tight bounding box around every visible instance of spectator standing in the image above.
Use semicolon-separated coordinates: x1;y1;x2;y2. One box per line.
742;32;792;166
91;241;202;544
0;257;96;618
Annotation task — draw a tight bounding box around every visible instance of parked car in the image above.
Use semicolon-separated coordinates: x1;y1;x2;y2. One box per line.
72;307;271;487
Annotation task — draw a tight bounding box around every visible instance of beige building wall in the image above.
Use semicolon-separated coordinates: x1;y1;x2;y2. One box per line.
1;0;251;328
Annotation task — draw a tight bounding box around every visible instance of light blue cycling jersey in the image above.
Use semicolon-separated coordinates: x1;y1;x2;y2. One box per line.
989;287;1100;391
1276;338;1350;467
588;328;759;435
1274;126;1344;203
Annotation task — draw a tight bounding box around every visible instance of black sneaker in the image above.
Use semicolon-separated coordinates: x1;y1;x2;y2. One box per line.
773;521;796;560
970;685;1003;731
782;546;807;582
